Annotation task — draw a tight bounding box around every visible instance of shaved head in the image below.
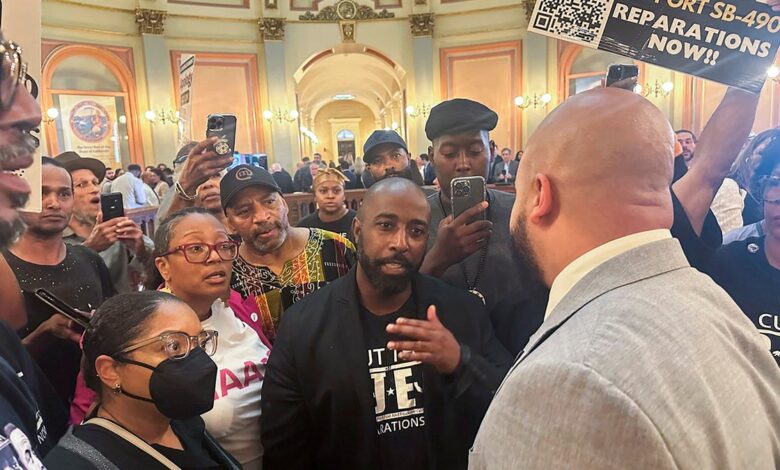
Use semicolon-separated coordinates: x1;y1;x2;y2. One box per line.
511;87;675;287
357;177;429;223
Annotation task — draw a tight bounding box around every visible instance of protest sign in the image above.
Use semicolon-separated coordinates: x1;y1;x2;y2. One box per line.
178;54;195;147
529;0;780;94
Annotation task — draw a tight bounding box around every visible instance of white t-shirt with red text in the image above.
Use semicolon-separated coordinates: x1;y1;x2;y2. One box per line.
201;299;270;470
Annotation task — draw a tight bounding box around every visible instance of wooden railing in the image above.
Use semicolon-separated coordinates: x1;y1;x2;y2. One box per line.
127;184;516;239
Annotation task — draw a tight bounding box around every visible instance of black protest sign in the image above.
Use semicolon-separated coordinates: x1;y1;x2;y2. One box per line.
529;0;780;94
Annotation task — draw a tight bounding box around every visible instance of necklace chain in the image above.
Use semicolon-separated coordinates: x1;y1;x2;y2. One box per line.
437;193;490;293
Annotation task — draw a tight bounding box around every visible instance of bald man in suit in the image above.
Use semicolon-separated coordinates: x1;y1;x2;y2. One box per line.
469;87;780;469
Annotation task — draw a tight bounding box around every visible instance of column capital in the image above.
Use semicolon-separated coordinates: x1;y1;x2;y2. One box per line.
409;13;434;38
135;9;167;35
259;18;286;42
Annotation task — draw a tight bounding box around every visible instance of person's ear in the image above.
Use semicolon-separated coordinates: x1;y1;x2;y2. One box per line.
155;256;171;283
95;355;122;391
528;173;555;225
352;216;362;242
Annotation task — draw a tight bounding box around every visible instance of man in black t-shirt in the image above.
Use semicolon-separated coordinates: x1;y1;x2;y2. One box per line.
262;178;511;470
296;167;357;241
4;158;115;404
709;137;780;366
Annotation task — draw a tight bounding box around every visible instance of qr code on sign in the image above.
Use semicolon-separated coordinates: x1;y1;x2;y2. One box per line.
531;0;613;45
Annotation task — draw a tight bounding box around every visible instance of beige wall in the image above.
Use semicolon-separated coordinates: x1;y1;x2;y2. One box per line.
313;101;377;162
39;0;780;167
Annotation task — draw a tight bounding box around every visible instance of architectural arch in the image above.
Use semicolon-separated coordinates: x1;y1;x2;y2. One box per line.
42;43;144;166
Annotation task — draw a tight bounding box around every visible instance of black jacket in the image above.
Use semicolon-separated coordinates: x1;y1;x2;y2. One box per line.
273;170;295;194
0;320;67;461
261;269;512;470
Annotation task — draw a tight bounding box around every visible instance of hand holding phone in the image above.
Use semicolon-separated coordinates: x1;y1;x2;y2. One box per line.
34;288;92;330
177;138;235;197
100;193;124;222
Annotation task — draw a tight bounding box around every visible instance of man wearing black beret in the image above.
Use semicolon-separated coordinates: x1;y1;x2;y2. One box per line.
420;98;546;356
362;130;425;187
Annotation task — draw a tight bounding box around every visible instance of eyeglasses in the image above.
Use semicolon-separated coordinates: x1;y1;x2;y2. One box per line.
0;41;27;112
757;175;780;204
160;241;240;264
114;330;218;360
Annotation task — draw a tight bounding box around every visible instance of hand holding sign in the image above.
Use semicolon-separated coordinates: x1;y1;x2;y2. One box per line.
529;0;780;93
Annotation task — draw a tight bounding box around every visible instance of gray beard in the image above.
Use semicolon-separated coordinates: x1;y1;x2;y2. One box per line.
72;210;97;227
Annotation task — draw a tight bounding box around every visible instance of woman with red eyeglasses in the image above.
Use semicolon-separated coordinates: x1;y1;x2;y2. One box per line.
72;207;270;469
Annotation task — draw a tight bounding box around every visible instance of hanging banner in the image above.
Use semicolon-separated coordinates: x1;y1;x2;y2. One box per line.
5;0;43;212
528;0;780;94
178;54;195;147
59;95;119;168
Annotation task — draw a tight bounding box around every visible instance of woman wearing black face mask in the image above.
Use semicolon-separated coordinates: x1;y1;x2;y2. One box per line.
44;291;240;469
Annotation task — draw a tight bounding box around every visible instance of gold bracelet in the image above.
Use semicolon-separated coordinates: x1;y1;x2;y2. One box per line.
174;181;196;201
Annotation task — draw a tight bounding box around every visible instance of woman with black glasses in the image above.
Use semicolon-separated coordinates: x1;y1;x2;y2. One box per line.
45;291;239;469
153;207;270;469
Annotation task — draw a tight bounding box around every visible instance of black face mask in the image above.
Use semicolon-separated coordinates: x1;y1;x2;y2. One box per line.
116;347;218;420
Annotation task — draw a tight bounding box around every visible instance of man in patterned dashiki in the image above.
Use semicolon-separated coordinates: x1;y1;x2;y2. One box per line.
221;164;356;343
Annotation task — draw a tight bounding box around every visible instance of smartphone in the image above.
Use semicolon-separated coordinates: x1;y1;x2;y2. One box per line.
100;193;124;221
34;288;90;330
606;64;639;89
206;114;237;156
451;176;486;223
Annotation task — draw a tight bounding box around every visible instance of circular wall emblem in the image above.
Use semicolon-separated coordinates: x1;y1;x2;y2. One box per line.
69;100;111;143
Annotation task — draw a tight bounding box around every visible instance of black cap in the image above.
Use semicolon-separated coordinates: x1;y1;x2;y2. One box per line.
54;151;106;182
363;130;408;164
425;98;498;141
220;164;281;210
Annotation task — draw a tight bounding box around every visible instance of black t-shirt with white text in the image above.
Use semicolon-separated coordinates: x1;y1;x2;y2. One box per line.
296;210;357;242
360;297;428;470
708;237;780;366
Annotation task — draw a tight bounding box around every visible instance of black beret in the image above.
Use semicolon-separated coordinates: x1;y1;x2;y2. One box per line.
425;98;498;141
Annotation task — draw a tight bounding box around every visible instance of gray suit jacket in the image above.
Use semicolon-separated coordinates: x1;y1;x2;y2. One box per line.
470;238;780;470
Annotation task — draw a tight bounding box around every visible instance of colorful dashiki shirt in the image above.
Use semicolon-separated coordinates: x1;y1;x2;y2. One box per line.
230;228;356;343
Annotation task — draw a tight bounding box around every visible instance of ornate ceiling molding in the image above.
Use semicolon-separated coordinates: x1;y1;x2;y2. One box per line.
299;0;394;21
135;9;167;35
339;20;356;42
259;17;286;41
409;13;434;37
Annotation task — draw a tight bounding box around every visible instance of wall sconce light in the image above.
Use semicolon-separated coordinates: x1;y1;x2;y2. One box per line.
406;103;433;119
145;109;180;125
43;107;59;124
768;65;779;82
514;93;552;110
264;108;299;124
636;80;674;98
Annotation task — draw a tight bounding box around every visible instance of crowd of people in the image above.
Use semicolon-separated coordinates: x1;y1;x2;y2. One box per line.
1;18;780;469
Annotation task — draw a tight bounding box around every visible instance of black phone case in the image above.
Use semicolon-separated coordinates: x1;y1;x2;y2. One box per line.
100;193;124;221
32;289;90;330
451;176;486;222
206;114;237;156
